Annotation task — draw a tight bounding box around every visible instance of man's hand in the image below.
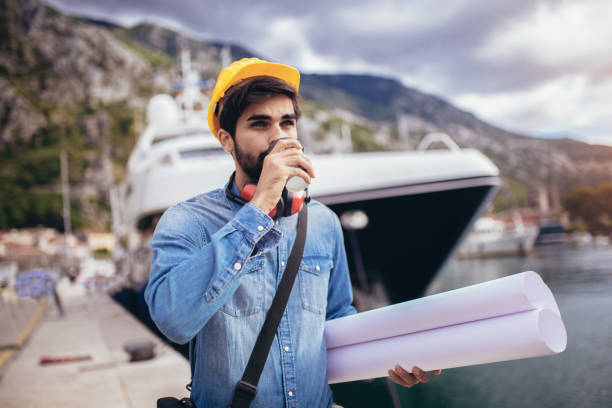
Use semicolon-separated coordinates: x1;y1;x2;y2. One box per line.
251;139;315;214
388;365;442;388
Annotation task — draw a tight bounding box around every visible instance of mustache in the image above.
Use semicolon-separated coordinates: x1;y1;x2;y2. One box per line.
257;137;294;162
246;138;300;181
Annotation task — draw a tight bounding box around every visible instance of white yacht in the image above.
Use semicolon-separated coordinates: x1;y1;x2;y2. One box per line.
110;55;501;309
109;65;502;408
456;215;539;258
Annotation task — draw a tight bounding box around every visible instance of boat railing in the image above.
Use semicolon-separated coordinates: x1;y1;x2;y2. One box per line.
416;132;461;153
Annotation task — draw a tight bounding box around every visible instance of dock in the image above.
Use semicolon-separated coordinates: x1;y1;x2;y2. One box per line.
0;280;190;407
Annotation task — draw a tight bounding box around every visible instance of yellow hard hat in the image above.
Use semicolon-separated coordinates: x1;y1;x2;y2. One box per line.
207;57;300;140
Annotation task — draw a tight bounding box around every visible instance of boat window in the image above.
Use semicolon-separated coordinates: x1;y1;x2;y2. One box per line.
179;148;227;159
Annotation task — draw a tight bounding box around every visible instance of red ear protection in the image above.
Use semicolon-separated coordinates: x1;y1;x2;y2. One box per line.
225;173;308;218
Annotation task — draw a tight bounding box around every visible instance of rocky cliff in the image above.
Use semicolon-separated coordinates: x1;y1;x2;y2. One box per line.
0;0;176;229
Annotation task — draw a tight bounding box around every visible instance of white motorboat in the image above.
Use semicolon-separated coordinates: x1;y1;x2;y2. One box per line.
456;216;539;258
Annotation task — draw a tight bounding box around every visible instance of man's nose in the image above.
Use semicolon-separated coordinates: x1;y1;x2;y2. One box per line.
269;122;284;141
268;123;295;143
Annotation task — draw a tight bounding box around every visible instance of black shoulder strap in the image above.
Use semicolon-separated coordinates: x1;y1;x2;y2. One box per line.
229;205;308;408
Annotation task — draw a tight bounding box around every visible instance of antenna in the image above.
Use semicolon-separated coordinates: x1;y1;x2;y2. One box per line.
220;44;232;68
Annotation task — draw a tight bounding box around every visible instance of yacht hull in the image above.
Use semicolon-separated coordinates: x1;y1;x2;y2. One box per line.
325;177;499;306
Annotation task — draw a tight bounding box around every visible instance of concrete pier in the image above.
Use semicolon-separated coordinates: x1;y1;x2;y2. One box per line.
0;282;190;407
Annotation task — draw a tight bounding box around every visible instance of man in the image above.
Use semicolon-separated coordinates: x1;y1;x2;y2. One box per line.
145;58;440;408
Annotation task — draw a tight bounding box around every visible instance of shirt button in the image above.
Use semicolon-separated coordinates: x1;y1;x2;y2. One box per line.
315;265;321;271
275;220;279;225
284;346;290;352
281;261;285;267
257;225;264;232
288;391;293;397
234;262;241;270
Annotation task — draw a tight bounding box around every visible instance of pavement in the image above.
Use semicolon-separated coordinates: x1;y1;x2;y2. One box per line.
0;290;40;354
0;280;190;407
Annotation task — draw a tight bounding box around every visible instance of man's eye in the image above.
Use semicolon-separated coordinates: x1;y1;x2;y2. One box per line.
282;120;296;127
251;121;267;127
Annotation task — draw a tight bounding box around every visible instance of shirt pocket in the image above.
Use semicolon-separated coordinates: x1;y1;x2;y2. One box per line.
221;256;265;317
298;256;332;314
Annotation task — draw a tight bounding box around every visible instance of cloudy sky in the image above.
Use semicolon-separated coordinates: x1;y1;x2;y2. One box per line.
47;0;612;145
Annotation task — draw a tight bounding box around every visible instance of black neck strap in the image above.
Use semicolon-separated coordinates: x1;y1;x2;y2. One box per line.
229;205;308;408
225;172;249;206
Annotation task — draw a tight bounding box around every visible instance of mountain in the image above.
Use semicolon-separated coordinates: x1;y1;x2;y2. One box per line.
1;0;611;230
299;74;612;188
0;0;180;230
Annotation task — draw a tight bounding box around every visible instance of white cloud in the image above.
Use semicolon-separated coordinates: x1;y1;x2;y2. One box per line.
448;0;612;143
476;0;612;70
584;135;612;146
256;17;313;67
254;16;406;78
252;17;350;73
43;0;612;145
453;73;612;144
334;0;465;36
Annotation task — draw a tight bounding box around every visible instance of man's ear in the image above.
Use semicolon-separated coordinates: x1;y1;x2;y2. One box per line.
218;129;235;153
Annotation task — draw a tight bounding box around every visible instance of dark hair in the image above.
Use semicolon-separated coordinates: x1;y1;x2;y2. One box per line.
217;76;301;139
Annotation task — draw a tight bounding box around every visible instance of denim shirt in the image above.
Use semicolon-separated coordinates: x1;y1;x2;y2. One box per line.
145;182;356;408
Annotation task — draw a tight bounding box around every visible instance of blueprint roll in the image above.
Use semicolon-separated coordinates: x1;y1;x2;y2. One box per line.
327;308;567;384
325;271;559;349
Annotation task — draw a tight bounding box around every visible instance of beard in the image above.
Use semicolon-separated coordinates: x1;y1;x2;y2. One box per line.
234;138;285;181
234;143;267;181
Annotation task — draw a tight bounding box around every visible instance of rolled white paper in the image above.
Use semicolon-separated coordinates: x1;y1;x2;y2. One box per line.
327;308;567;384
326;271;559;349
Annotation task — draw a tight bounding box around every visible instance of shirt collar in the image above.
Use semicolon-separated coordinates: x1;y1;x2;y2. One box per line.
222;173;244;213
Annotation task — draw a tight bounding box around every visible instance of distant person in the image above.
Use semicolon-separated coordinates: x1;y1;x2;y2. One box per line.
145;58;440;407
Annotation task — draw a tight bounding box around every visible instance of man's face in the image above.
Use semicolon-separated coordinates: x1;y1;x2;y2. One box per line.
232;94;298;180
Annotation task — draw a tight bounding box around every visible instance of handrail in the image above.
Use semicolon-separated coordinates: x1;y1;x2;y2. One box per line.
416;132;461;152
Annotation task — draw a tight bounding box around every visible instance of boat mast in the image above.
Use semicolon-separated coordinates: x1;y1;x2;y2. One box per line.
60;150;71;262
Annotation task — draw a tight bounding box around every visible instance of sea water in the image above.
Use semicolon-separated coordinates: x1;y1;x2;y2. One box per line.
402;244;612;408
333;244;612;408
